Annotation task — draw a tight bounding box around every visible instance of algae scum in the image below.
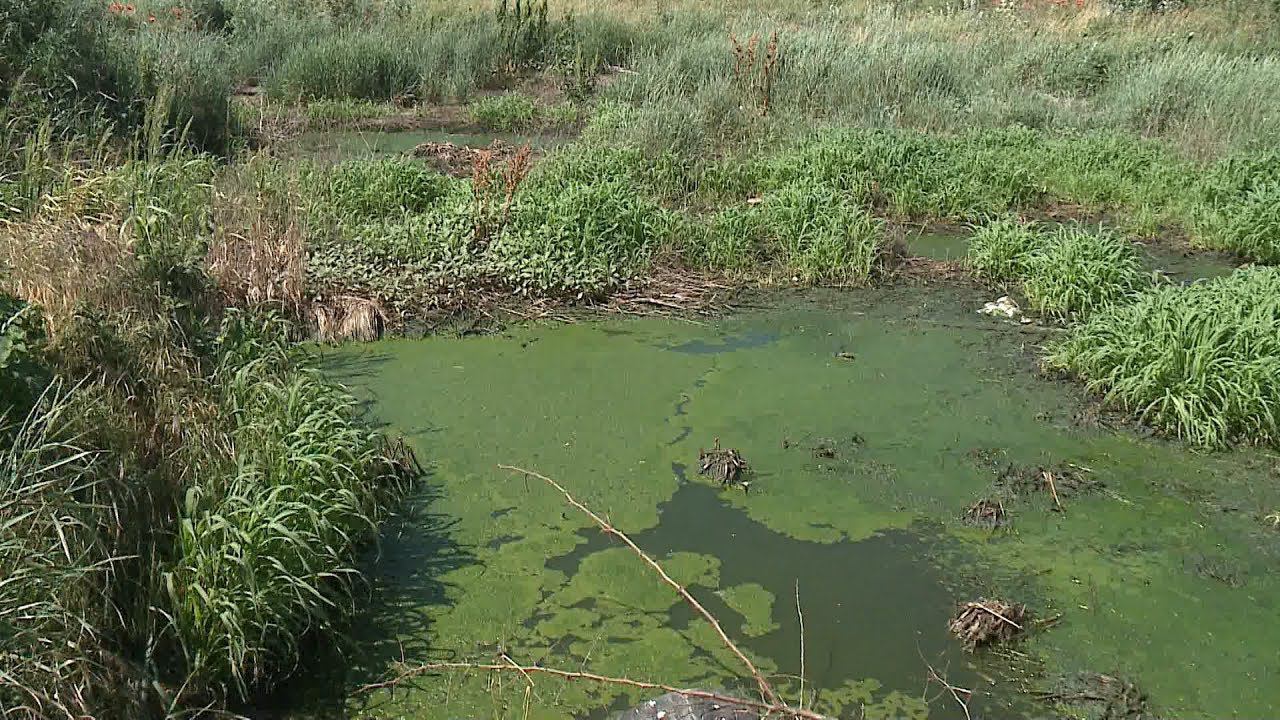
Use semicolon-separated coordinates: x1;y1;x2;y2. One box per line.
321;287;1279;720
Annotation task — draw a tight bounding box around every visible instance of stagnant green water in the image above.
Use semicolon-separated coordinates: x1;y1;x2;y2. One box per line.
312;286;1278;720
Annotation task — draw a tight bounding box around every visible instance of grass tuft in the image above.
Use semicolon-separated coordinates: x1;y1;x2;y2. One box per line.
1021;225;1149;320
1047;268;1280;448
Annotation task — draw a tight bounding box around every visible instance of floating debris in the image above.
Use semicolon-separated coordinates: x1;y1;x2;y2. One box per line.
967;447;1008;470
948;598;1027;650
812;442;837;459
978;295;1022;320
1189;554;1245;588
961;498;1009;529
411;139;525;177
834;351;856;361
1034;673;1152;720
699;438;750;491
997;463;1103;504
617;691;758;720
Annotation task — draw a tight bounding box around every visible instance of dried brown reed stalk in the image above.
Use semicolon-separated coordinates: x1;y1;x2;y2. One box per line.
730;33;749;85
729;30;780;116
206;212;305;316
759;31;779;117
499;143;533;227
0;220;134;339
471;147;495;248
311;294;389;343
948;599;1026;650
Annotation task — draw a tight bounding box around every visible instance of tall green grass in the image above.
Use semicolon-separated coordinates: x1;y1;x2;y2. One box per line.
0;387;141;719
1047;268;1280;448
1;137;417;716
1022;225;1150;319
968;221;1149;319
166;311;411;698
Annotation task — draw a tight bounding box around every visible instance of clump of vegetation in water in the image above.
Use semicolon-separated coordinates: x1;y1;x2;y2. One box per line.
967;216;1044;285
692;182;887;284
468;92;584;131
1021;225;1149;320
310;156;457;221
968;221;1148;320
301;97;404;127
1047;267;1280;449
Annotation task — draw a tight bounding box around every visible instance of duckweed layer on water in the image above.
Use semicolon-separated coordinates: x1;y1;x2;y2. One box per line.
321;286;1280;720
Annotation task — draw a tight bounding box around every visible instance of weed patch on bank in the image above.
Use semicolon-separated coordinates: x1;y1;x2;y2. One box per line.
1047;267;1280;449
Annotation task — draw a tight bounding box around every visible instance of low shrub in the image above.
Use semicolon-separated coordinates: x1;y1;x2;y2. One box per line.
764;129;1044;220
0;296;48;417
311;158;456;221
491;180;672;294
1047;268;1280;448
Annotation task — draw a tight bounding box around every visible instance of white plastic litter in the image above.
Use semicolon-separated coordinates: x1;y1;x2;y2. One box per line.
978;295;1021;320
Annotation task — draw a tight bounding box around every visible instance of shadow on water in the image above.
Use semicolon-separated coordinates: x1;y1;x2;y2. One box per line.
902;231;969;261
244;472;477;719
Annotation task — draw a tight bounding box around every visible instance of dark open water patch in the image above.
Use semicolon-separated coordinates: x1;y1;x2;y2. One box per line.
550;482;1032;719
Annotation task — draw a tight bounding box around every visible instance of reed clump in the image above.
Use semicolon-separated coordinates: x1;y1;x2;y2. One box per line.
968;220;1149;320
1047;267;1280;449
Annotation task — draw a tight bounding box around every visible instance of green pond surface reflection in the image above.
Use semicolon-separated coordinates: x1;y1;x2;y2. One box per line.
316;286;1279;720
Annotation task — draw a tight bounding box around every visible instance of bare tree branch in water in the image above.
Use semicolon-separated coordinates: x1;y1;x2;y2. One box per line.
498;463;780;707
359;661;828;719
357;464;831;719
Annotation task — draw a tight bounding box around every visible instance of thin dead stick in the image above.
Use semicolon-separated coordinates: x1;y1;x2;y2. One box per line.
360;662;827;720
499;463;782;708
1043;470;1064;511
925;663;973;720
795;579;805;712
500;653;535;689
968;602;1024;631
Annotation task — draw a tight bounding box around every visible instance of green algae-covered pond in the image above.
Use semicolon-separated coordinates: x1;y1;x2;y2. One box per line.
313;286;1279;720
